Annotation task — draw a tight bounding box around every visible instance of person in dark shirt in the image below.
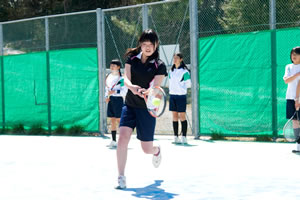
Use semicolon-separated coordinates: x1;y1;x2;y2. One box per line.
115;29;167;189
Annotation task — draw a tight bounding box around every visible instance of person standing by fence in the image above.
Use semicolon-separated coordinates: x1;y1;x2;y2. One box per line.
168;53;191;144
283;46;300;153
105;59;127;148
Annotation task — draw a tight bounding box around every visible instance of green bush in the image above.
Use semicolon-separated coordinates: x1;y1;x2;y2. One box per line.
68;125;84;136
53;124;67;135
12;124;25;134
210;131;225;140
28;124;47;135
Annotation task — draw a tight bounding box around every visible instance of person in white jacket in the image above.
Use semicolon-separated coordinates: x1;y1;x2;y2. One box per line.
105;59;127;148
168;53;191;144
283;46;300;153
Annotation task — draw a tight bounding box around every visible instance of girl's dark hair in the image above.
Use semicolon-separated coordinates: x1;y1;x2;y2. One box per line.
110;59;122;76
125;29;159;63
171;53;189;72
290;46;300;63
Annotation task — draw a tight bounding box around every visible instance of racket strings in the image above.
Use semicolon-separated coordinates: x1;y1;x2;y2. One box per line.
146;87;166;117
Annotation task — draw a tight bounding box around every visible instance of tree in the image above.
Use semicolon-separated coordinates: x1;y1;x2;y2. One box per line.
198;0;225;37
0;0;162;22
220;0;300;33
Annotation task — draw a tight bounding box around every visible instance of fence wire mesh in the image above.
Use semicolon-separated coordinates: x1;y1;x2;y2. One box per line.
147;0;192;135
104;7;143;67
3;19;45;55
49;12;97;50
0;0;299;137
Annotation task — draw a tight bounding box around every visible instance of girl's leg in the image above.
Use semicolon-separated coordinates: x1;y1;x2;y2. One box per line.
292;120;300;142
292;119;300;129
172;112;179;137
117;127;132;176
179;112;186;121
292;120;300;152
140;141;159;155
141;141;161;168
111;118;117;141
179;112;188;138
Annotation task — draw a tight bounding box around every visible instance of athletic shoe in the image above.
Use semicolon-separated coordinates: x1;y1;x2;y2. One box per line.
152;146;161;168
174;136;180;144
292;150;300;153
115;175;126;189
182;136;187;144
108;141;117;148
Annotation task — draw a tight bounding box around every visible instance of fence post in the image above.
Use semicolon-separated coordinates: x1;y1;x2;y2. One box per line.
0;24;5;132
270;0;277;139
142;4;149;30
97;8;107;135
45;17;52;134
189;0;200;138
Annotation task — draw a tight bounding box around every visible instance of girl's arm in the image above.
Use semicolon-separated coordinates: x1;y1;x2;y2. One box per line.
183;71;191;88
284;73;300;84
153;75;165;87
124;63;142;97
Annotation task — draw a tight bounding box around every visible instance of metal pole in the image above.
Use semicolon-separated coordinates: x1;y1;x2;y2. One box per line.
142;4;148;30
270;0;277;139
189;0;200;139
97;8;107;135
45;17;52;134
270;0;276;30
0;24;5;132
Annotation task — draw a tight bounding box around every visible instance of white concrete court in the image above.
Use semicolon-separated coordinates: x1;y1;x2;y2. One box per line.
0;135;300;200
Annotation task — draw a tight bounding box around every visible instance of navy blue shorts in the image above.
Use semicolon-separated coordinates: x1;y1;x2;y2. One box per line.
169;95;187;112
107;96;124;118
286;99;300;119
119;104;156;142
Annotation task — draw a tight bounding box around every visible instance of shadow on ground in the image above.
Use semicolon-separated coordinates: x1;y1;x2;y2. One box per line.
123;180;179;200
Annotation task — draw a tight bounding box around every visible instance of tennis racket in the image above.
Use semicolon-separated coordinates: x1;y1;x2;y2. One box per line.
283;109;300;142
140;86;166;118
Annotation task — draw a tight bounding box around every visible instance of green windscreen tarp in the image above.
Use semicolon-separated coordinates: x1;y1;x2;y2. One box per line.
276;28;300;136
4;52;48;128
2;48;99;131
50;48;99;131
199;27;300;136
0;57;3;127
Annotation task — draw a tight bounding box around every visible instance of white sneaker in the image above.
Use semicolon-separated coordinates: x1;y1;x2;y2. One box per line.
115;175;126;189
152;146;161;168
182;136;187;144
174;136;180;144
108;141;117;148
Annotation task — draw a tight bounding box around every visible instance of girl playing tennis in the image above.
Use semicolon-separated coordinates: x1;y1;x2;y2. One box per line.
116;29;167;189
283;46;300;153
168;53;191;144
105;59;127;148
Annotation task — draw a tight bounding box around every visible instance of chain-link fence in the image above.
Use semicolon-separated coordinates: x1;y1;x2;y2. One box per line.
197;0;300;138
0;0;299;137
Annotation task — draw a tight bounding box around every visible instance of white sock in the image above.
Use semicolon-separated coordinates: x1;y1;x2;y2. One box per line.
297;143;300;151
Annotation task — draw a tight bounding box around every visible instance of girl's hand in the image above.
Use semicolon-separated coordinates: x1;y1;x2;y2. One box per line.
295;101;300;110
105;98;110;103
108;90;115;95
130;85;143;97
138;88;147;96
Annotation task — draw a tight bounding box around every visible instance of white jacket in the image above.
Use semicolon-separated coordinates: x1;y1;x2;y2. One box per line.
283;63;300;100
168;65;191;95
105;74;127;98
